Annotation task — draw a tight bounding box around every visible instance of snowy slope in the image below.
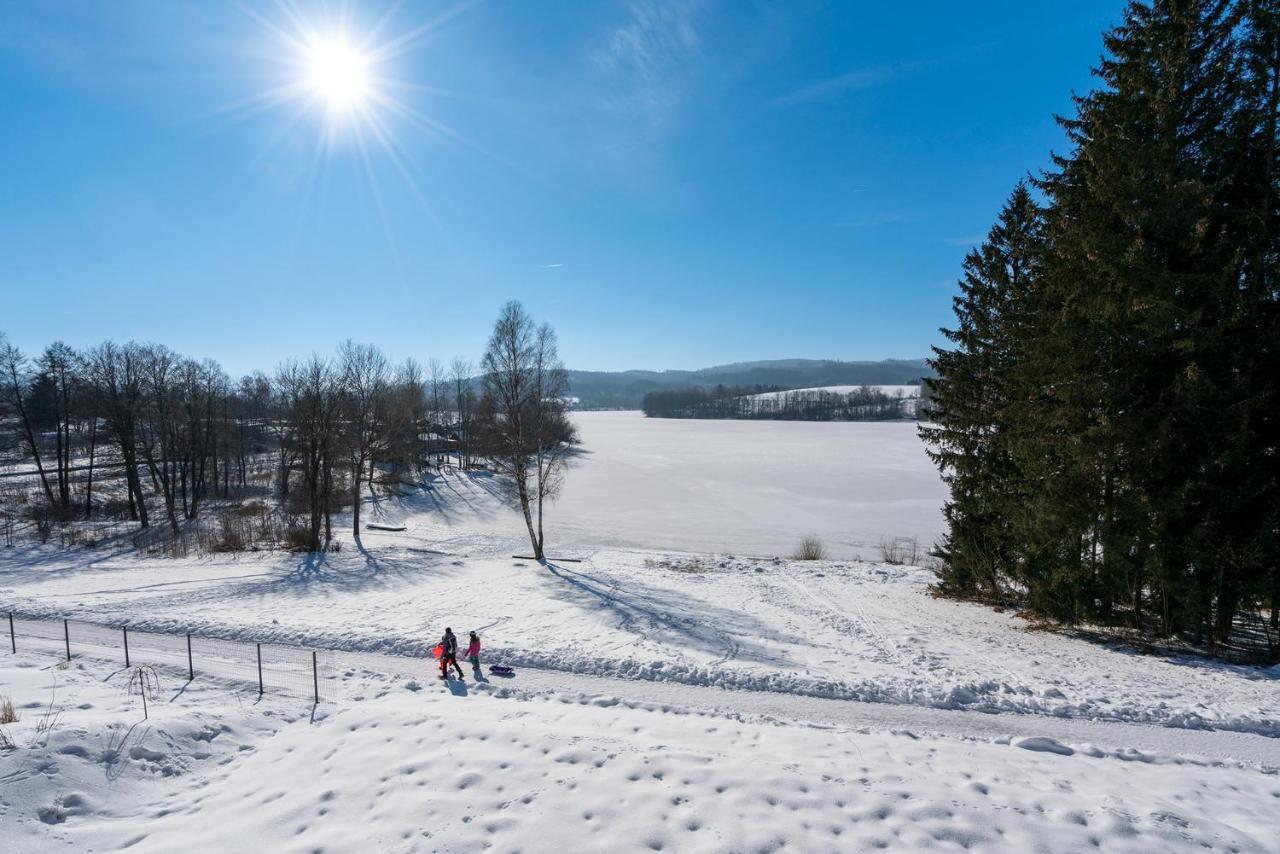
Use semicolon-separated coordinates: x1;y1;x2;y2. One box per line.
2;486;1276;738
3;412;1277;851
746;384;922;401
4;652;1278;854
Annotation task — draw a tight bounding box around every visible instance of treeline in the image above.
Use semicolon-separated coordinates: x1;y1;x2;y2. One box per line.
0;336;452;551
923;1;1279;657
568;359;933;409
642;384;916;421
0;300;576;557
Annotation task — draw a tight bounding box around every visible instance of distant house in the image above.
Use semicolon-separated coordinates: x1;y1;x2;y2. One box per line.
419;430;458;455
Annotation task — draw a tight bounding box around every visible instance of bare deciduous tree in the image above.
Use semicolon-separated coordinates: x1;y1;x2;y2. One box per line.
86;342;150;527
338;341;390;536
276;356;342;551
450;357;475;469
0;335;57;510
478;301;578;561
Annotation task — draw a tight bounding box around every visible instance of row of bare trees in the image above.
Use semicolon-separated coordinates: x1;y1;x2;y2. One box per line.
0;302;577;558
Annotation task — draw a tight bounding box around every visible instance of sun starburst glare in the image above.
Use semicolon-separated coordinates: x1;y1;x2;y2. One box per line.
303;33;372;114
214;2;492;254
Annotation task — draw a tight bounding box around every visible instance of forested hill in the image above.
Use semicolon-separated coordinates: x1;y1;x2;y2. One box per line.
567;359;931;409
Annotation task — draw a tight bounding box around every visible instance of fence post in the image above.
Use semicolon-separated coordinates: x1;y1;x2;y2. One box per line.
7;612;13;654
256;643;263;696
64;619;70;661
186;634;194;681
312;650;319;704
123;625;130;668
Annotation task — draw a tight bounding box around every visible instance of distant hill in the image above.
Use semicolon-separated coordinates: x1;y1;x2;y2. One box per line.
567;359;933;409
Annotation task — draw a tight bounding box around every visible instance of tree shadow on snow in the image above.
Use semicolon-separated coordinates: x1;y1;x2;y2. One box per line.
0;539;173;583
540;561;792;668
86;548;469;614
1066;627;1280;678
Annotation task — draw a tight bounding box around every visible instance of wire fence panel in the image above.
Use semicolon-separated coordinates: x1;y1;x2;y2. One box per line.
66;619;126;662
12;617;69;659
6;613;335;702
126;629;198;677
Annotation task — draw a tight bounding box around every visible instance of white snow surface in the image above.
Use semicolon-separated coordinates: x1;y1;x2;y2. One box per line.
552;412;945;557
4;651;1279;854
3;412;1278;851
0;467;1274;738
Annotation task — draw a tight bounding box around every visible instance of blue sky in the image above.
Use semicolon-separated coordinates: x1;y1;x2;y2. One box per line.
0;1;1122;375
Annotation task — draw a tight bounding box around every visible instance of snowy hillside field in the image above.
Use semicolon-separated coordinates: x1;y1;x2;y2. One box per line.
745;384;923;401
3;413;1279;852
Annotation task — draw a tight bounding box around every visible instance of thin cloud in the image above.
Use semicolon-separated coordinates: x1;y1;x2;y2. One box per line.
775;61;919;106
541;263;564;268
594;0;709;130
835;212;910;230
776;42;996;107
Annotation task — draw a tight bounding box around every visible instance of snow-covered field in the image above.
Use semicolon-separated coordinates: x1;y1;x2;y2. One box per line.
3;529;1277;736
526;411;944;557
3;414;1278;852
746;384;923;401
5;651;1279;854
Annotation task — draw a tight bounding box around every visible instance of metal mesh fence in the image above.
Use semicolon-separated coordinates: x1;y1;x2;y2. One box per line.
6;613;337;702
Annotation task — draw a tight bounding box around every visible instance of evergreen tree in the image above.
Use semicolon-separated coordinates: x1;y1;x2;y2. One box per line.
922;183;1043;598
1037;0;1245;633
1226;0;1280;638
928;0;1279;653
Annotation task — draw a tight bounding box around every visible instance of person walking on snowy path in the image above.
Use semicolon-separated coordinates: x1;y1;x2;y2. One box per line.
439;627;463;680
465;632;481;674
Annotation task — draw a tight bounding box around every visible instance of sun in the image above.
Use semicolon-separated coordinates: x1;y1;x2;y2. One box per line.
303;34;372;114
225;1;484;237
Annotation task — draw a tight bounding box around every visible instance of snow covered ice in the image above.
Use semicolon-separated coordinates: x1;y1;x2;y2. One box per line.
454;412;948;558
2;414;1278;852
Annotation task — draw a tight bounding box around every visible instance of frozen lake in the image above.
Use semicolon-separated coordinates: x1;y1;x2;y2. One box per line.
546;411;946;558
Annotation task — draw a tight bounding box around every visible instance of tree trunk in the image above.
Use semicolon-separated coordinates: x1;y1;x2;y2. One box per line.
515;469;541;561
10;380;57;510
83;417;97;519
1214;576;1238;646
351;456;363;536
535;455;546;561
126;453;149;528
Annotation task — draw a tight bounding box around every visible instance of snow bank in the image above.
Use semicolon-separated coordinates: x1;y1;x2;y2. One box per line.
4;653;1277;854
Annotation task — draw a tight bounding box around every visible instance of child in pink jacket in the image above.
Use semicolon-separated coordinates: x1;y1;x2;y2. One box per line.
465;632;481;671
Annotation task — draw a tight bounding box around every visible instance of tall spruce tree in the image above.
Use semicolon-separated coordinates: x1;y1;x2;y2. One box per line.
1024;0;1244;627
928;0;1279;654
922;183;1042;598
1036;0;1244;633
1230;0;1280;638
